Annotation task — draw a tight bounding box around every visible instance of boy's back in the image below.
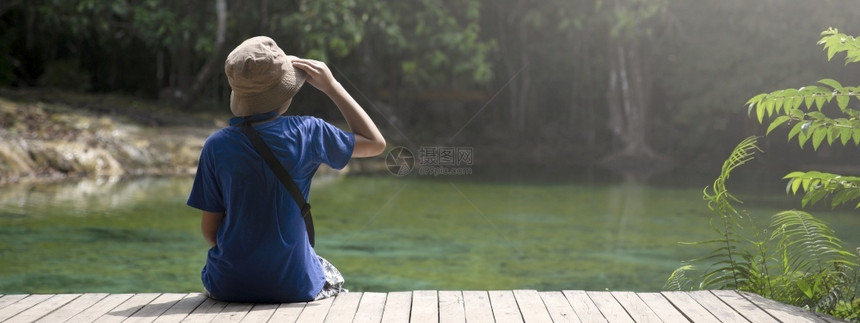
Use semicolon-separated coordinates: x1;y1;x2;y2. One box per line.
187;36;384;303
188;115;354;303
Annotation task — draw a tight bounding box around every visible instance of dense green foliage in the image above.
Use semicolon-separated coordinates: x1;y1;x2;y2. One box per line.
747;28;860;210
668;137;859;320
671;29;860;321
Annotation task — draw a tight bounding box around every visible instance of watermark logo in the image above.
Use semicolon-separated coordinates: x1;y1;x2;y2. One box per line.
386;146;474;176
385;146;415;176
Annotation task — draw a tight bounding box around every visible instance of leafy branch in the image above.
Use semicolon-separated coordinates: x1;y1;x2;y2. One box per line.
784;171;860;208
819;27;860;64
746;80;860;150
746;28;860;209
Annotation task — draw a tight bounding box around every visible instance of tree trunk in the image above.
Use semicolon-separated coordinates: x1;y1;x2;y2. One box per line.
181;0;227;109
497;0;531;133
601;38;671;180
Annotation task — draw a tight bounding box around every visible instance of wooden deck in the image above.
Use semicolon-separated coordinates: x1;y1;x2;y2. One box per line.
0;290;845;322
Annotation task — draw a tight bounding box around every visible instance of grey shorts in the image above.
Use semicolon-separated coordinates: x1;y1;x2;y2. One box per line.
314;255;348;300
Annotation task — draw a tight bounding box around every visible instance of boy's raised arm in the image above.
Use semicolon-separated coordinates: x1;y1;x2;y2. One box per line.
292;58;386;158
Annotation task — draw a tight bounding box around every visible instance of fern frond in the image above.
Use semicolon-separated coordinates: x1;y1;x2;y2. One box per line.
665;265;696;291
770;210;858;276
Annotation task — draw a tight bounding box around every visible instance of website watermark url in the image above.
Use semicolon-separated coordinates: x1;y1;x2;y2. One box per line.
385;146;474;176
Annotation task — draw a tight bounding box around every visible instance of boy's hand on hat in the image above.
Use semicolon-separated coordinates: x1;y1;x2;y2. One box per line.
292;58;340;95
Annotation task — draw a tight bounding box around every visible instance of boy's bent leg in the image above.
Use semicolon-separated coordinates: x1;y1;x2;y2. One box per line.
314;255;348;301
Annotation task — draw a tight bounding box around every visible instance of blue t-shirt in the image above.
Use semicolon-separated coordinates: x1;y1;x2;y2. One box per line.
187;115;354;303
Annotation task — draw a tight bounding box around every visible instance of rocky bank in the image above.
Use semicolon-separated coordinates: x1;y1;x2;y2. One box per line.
0;89;222;185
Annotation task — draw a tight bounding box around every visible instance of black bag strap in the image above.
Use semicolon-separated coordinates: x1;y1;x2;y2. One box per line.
237;120;315;247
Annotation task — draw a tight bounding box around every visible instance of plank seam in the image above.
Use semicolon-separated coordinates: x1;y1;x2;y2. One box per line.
489;290;524;322
32;294;83;322
2;294;54;321
659;292;697;323
708;290;763;323
513;290;551;323
734;291;786;323
607;292;637;321
43;293;109;323
168;293;209;322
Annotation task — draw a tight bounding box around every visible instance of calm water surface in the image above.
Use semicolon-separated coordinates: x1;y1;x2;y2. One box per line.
1;173;858;294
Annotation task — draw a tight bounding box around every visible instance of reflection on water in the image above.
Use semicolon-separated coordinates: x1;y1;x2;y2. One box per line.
0;177;184;218
0;175;858;294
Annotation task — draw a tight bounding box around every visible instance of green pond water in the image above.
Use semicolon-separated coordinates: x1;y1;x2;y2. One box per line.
1;173;858;294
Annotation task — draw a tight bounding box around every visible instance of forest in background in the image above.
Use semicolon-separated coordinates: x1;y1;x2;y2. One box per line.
3;0;860;179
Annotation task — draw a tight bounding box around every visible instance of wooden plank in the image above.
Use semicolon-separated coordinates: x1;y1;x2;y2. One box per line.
269;302;306;322
6;294;80;323
438;291;466;323
181;296;229;323
296;297;335;323
95;293;161;323
661;291;720;323
462;291;494;323
124;293;188;323
635;293;690;323
324;292;363;323
211;302;254;322
0;295;29;311
381;291;413;323
67;294;135;322
737;291;823;323
686;290;750;322
610;292;661;323
512;290;552;323
538;291;582;323
489;290;523;323
36;293;108;323
585;291;634;323
709;290;777;323
562;290;606;323
410;290;438;323
239;303;279;322
152;293;208;323
353;292;387;323
0;294;54;321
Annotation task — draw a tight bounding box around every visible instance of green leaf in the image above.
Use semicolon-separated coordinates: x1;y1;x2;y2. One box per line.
807;111;826;120
836;93;850;110
797;130;810;148
791;96;803;110
814;96;826;110
746;93;767;115
803;94;814;109
790;177;802;194
788;122;804;141
796;280;813;298
818;78;843;89
839;127;852;146
827;126;839;145
771;97;782;116
757;100;769;123
801;176;813;192
783;171;806;179
766;116;790;135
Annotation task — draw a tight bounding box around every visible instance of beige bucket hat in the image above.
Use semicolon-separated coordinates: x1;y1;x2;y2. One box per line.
225;36;306;116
